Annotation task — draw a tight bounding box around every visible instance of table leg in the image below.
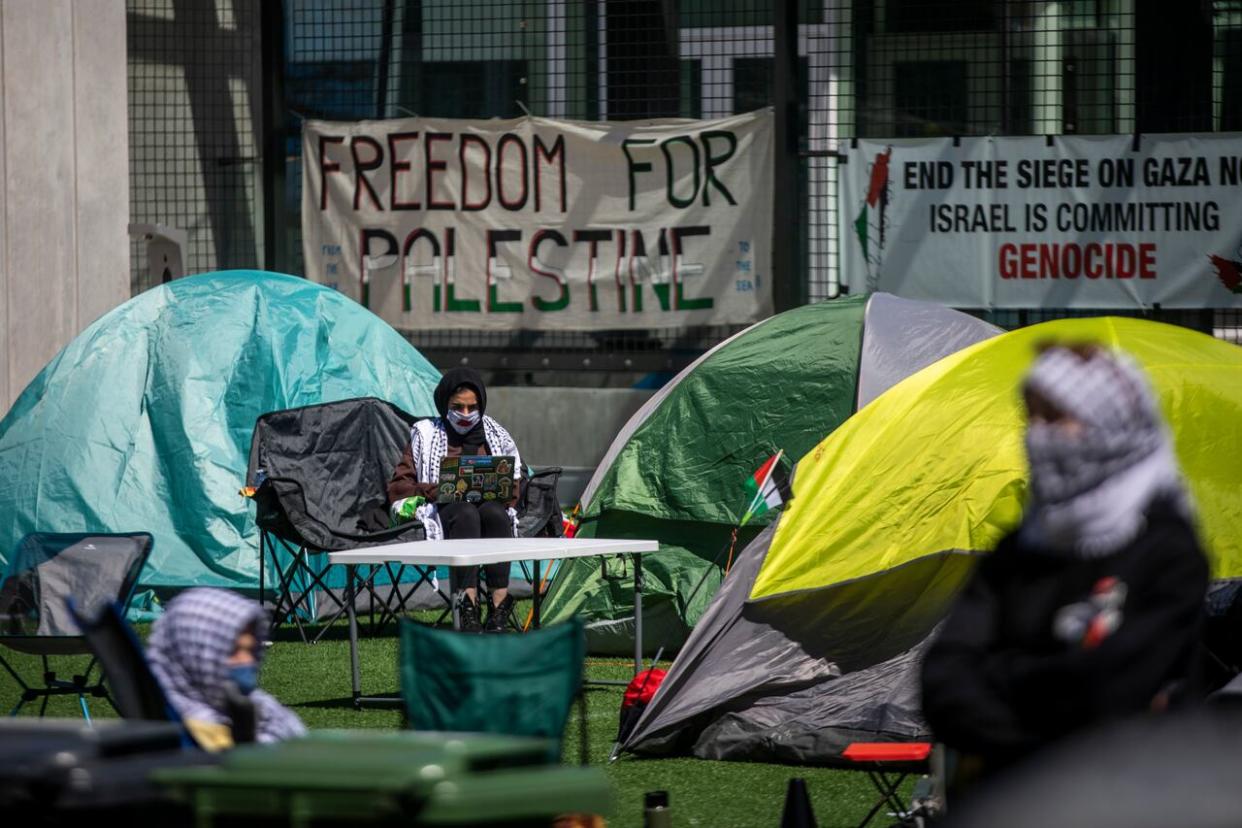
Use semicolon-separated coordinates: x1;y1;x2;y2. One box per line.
258;533;266;609
532;559;542;630
633;552;644;676
346;565;361;708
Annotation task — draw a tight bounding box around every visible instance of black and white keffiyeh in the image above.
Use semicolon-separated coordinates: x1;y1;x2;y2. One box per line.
147;588;306;743
1021;346;1193;557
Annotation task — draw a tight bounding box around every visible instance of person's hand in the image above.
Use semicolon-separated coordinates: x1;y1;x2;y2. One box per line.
413;482;439;500
390;496;425;526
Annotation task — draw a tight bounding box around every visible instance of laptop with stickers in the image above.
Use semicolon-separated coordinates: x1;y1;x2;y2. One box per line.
436;455;517;505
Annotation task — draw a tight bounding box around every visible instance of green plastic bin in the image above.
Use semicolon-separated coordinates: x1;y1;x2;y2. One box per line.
150;730;611;827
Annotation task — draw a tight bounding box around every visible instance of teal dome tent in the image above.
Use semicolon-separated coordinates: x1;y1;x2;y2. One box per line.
0;271;440;590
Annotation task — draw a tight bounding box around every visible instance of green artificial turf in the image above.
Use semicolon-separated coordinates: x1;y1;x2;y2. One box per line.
0;604;912;827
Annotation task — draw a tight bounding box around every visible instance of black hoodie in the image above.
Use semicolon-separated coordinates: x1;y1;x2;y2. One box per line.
921;496;1208;769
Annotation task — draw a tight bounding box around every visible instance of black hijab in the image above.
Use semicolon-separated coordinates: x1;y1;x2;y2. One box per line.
434;367;488;452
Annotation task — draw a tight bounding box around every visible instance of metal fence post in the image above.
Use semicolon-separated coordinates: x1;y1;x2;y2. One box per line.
772;0;802;311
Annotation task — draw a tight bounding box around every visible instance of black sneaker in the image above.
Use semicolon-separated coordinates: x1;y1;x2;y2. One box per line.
459;594;482;632
484;594;514;633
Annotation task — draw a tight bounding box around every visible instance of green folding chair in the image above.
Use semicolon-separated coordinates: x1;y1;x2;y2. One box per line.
399;617;587;763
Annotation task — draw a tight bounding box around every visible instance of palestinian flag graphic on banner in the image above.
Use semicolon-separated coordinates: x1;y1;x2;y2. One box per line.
741;450;793;526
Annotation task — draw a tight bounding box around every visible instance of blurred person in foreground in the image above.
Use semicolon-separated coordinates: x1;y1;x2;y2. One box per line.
147;588;307;749
921;342;1209;781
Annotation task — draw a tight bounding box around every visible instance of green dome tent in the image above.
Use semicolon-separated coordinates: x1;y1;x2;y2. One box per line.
0;271;440;590
541;293;1000;653
622;317;1242;764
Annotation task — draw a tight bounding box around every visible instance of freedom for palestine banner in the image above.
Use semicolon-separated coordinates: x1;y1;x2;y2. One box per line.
302;111;773;331
842;133;1242;309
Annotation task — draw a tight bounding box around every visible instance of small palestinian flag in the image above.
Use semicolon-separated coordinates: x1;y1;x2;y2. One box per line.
741;451;793;526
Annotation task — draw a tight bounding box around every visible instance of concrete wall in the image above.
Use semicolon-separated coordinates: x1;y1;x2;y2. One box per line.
0;0;129;414
487;387;655;505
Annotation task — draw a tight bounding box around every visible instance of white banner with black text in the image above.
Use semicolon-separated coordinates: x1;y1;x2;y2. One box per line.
841;134;1242;308
302;111;774;330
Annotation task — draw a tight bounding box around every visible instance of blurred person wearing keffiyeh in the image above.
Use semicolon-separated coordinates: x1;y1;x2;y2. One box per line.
147;588;306;748
921;343;1209;780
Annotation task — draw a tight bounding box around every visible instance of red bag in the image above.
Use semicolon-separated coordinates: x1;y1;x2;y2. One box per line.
623;668;667;709
615;668;668;746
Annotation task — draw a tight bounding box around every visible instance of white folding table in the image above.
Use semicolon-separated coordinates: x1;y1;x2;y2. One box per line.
328;537;658;708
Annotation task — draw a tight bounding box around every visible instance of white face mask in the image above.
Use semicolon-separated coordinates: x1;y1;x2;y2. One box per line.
446;408;480;434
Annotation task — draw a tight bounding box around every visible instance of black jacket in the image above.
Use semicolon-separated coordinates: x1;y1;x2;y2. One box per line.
921;496;1209;764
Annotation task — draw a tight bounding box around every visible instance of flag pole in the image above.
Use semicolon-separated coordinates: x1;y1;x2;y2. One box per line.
723;526;739;575
681;526;741;613
683;449;786;610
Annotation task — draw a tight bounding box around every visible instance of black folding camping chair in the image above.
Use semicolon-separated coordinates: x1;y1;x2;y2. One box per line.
0;533;153;719
247;397;435;643
68;600;183;726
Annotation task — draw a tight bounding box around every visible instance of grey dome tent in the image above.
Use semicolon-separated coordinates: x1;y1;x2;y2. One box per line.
619;520;932;764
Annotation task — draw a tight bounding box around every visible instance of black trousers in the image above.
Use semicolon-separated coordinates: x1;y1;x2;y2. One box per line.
439;500;512;593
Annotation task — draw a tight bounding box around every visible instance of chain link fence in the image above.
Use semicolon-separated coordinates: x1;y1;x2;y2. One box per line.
128;0;265;296
127;0;1242;372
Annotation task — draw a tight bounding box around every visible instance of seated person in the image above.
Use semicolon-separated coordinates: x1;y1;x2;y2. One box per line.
388;367;523;632
147;588;306;749
921;343;1209;780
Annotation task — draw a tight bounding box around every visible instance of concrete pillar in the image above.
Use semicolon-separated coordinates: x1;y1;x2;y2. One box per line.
0;0;128;415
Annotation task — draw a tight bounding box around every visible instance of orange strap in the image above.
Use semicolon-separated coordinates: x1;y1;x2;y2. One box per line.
723;527;739;575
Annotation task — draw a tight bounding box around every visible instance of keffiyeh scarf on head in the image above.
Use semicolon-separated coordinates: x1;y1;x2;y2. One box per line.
1021;346;1193;558
147;588;306;743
